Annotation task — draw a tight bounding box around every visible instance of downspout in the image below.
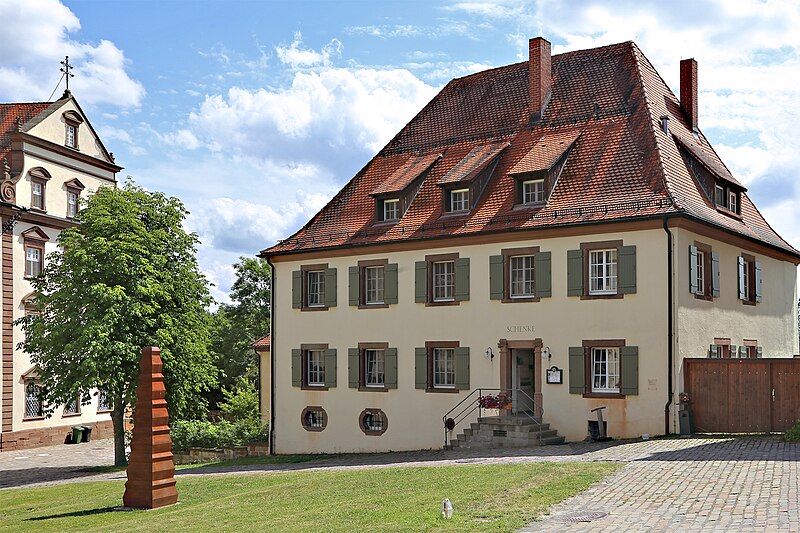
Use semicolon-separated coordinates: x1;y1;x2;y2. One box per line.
266;256;276;455
662;216;674;435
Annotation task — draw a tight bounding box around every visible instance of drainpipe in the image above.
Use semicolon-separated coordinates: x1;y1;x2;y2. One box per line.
663;216;674;435
266;255;276;455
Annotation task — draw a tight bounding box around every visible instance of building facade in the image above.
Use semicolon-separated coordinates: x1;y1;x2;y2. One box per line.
0;91;121;451
261;38;799;454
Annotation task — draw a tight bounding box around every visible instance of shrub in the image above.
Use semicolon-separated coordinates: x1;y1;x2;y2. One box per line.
171;419;237;452
785;421;800;442
220;378;259;423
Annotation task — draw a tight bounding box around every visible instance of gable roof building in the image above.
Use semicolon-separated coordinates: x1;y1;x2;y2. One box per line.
261;38;798;453
0;91;122;451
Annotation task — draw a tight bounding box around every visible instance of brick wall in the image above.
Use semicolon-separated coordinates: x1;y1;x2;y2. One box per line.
0;419;114;451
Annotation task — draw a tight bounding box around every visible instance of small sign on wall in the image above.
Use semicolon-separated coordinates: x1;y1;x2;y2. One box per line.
546;366;563;384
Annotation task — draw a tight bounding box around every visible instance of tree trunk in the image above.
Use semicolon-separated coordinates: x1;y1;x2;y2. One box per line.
111;402;128;467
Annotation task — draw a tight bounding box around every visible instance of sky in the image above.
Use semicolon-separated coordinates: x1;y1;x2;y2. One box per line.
1;0;798;303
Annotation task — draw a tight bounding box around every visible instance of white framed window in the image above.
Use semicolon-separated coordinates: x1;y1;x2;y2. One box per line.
728;191;737;213
432;260;455;301
97;390;112;412
450;189;469;212
24;381;43;418
696;250;705;296
365;266;385;304
589;249;617;295
25;246;42;278
66;124;77;148
306;349;325;386
715;184;724;206
383;199;400;221
509;255;535;298
365;349;385;387
522;179;544;204
591;347;620;393
31;181;44;209
63;396;80;416
67;192;78;217
433;348;455;388
306;270;325;307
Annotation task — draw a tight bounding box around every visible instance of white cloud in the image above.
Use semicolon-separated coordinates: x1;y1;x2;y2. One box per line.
275;32;343;68
0;0;144;107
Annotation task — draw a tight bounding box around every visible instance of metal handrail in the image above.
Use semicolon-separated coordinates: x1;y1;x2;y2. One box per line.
442;388;545;448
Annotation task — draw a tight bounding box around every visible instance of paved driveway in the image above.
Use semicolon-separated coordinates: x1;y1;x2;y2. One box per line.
1;436;798;532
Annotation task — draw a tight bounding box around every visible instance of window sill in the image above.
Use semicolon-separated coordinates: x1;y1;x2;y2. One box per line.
358;303;389;310
693;293;714;301
300;306;329;312
301;385;330;391
512;202;545;211
62;412;82;418
502;296;540;303
361;429;387;436
97;409;112;414
29;207;46;214
741;299;757;306
22;416;46;421
425;387;460;394
373;219;399;226
580;293;624;300
358;386;389;392
582;392;626;399
425;300;460;307
715;206;742;221
440;210;469;218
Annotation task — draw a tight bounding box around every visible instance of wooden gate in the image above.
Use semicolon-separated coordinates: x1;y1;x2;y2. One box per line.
683;358;800;433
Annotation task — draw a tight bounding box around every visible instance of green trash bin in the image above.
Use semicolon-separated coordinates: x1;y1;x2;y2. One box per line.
72;426;84;444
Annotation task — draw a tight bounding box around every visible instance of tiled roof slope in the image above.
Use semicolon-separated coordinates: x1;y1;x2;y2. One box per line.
0;102;51;162
265;41;798;258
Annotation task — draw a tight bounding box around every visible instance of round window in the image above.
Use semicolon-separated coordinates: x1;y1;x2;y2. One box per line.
359;408;388;436
301;406;327;432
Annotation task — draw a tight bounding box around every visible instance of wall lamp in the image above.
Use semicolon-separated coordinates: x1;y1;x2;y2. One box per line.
542;347;552;361
485;347;494;360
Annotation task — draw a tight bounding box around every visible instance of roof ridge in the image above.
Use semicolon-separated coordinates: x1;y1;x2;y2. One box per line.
629;42;682;212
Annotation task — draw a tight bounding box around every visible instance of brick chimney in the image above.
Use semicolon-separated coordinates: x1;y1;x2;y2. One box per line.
680;58;698;132
529;37;552;123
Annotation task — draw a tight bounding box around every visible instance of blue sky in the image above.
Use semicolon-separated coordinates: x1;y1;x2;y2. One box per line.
2;0;799;302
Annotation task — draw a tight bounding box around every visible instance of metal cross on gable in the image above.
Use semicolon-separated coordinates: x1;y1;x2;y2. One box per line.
60;56;74;91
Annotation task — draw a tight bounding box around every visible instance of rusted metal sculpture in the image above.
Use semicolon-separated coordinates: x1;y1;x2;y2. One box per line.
123;346;178;509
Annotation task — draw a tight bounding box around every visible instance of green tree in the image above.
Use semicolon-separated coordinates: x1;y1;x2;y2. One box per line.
19;180;217;465
210;257;270;391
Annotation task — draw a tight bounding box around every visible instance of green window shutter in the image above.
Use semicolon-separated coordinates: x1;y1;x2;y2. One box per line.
730;344;738;358
415;347;427;389
534;251;552;298
454;347;470;390
292;270;302;308
711;251;721;297
708;344;717;358
414;261;427;303
324;348;337;388
737;256;746;300
568;346;585;394
385;347;398;389
291;349;302;387
689;245;698;294
756;346;763;358
384;263;399;304
617;245;636;294
754;261;762;302
454;257;470;301
348;348;360;388
489;255;504;300
348;266;360;306
620;346;639;395
324;268;337;307
567;249;583;296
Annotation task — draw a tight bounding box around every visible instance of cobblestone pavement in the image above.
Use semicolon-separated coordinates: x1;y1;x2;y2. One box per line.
2;436;798;532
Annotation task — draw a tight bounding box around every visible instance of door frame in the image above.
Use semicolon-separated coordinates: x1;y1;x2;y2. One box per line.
498;338;543;418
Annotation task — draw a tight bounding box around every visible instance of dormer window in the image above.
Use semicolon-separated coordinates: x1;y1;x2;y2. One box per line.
62;111;83;150
383;199;399;221
712;181;740;215
728;190;737;213
522;179;544;204
449;189;469;212
438;142;509;216
715;185;724;206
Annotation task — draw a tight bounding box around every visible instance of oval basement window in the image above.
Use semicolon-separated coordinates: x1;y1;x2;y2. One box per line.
301;406;327;432
359;408;388;436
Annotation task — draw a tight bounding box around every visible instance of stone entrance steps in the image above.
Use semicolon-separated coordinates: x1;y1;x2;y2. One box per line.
446;414;565;450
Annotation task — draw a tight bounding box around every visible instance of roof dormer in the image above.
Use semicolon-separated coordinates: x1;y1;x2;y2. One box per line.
370;152;441;223
509;129;580;208
437;142;509;215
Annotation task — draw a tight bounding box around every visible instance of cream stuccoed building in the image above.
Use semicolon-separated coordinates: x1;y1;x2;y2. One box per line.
0;90;121;451
260;38;799;454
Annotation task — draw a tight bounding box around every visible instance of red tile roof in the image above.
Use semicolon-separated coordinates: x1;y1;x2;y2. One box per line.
509;130;580;175
438;142;509;185
264;41;798;258
252;335;271;349
0;102;51;162
370;152;441;196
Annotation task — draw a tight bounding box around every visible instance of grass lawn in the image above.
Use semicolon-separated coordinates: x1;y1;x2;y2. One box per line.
0;462;619;532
